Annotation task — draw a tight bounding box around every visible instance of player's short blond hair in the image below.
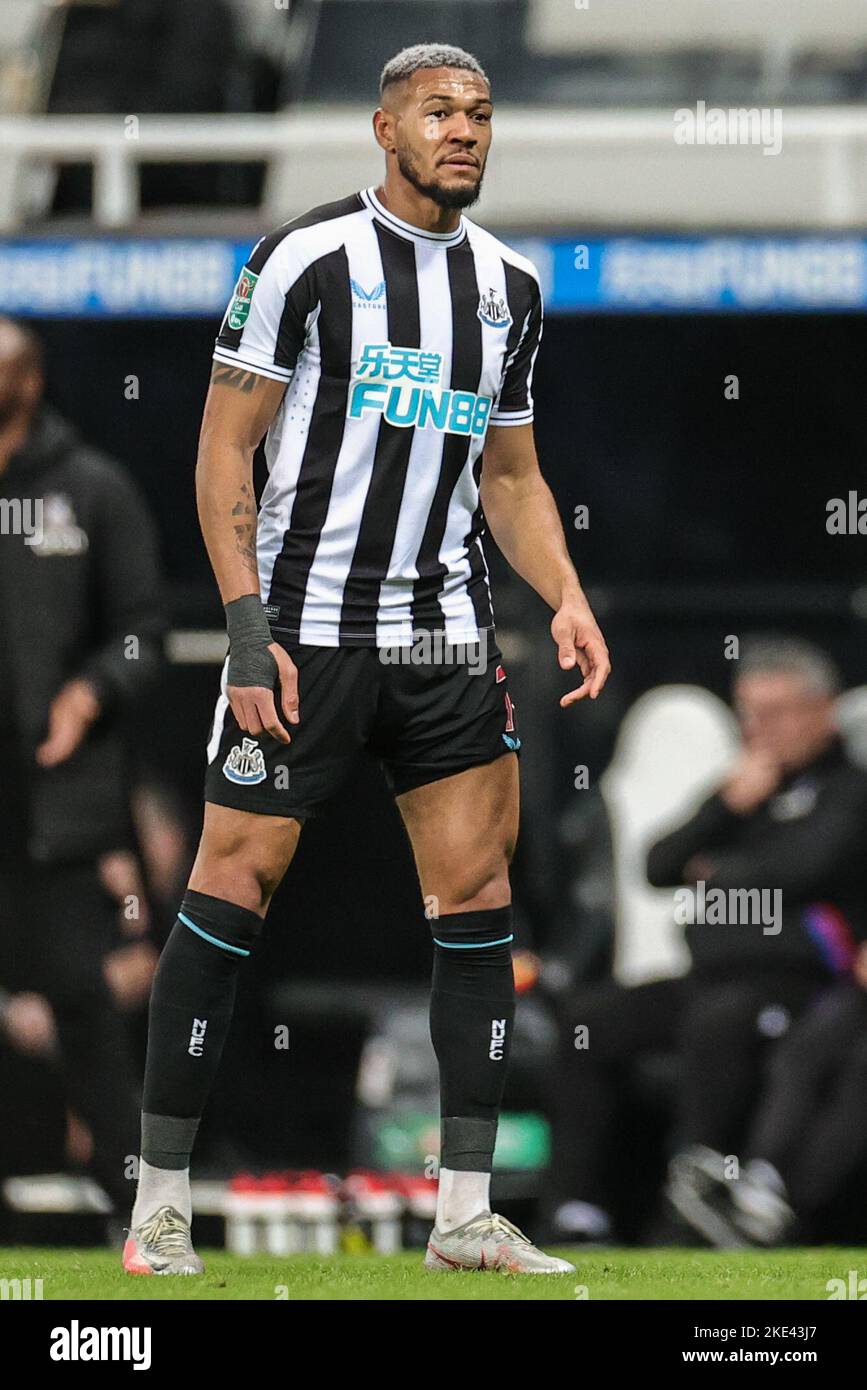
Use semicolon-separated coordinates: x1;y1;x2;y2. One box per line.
379;44;488;97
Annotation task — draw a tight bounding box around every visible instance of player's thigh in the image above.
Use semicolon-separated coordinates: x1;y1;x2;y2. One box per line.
188;803;302;914
396;753;519;911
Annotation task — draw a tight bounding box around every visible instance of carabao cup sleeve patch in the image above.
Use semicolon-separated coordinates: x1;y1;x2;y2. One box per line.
227;268;259;331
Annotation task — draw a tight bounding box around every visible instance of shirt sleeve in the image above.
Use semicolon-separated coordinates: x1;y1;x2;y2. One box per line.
646;793;742;888
489;272;544;427
213;234;314;383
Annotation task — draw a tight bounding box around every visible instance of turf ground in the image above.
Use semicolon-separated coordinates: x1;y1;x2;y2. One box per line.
4;1247;861;1300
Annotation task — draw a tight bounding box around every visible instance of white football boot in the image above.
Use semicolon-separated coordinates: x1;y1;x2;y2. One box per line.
425;1210;575;1274
123;1204;205;1276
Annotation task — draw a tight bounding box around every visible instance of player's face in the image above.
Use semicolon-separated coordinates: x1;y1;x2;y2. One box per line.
734;671;835;771
393;68;492;209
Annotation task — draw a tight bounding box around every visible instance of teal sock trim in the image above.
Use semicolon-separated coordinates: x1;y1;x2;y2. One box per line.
432;934;514;949
178;911;250;957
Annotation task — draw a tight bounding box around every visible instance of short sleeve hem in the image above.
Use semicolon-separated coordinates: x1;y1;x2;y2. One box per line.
488;408;534;427
211;348;293;384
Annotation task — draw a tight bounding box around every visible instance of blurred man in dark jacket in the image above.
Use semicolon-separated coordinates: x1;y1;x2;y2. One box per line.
546;636;867;1244
0;317;164;1217
672;942;867;1248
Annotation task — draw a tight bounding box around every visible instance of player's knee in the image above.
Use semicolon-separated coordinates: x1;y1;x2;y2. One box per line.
437;854;511;914
198;858;282;913
191;810;297;912
243;849;290;908
190;843;286;913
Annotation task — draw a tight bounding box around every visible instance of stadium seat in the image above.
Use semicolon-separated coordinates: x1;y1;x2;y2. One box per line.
600;685;739;985
836;684;867;768
0;0;68;228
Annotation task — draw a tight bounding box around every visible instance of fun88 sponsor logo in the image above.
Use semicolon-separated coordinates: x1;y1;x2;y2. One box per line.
348;342;492;437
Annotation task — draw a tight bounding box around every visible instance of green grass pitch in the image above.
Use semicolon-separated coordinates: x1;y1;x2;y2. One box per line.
4;1247;862;1300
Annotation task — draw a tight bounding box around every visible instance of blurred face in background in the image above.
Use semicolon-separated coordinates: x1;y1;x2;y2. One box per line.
733;669;836;773
379;66;492;210
0;320;43;446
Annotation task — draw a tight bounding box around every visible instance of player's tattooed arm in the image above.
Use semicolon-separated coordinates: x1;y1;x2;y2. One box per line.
196;360;287;604
231;480;258;577
210;363;259;394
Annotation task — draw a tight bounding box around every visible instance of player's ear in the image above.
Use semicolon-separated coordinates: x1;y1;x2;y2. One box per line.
372;106;395;153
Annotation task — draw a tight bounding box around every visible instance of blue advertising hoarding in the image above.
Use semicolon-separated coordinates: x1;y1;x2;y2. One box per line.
1;235;865;316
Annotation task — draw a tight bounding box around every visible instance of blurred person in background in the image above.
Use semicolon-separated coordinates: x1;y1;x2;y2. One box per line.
0;317;164;1221
670;916;867;1248
545;636;867;1244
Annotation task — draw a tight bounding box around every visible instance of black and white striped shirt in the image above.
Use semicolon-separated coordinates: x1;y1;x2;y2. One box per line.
214;187;543;647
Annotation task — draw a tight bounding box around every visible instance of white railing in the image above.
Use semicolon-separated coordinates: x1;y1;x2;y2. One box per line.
2;107;867;229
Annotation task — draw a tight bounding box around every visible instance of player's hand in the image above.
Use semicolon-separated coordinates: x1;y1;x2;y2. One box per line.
720;747;781;815
35;677;101;767
551;598;611;705
227;642;299;745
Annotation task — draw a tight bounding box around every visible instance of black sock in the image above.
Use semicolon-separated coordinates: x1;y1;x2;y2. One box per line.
428;905;516;1173
141;891;262;1169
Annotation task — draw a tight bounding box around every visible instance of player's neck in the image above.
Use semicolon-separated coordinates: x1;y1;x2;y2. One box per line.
374;180;462;237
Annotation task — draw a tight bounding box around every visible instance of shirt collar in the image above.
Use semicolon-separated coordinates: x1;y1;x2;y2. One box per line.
361;187;467;247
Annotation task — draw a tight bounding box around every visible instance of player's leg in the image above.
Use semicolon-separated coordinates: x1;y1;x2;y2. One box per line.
126;643;375;1273
398;754;516;1201
397;753;573;1273
125;805;299;1274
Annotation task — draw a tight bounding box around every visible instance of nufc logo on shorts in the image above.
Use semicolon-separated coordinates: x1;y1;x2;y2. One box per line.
223;737;267;785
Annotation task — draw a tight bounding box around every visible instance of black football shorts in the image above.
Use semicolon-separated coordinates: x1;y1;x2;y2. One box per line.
204;634;521;819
